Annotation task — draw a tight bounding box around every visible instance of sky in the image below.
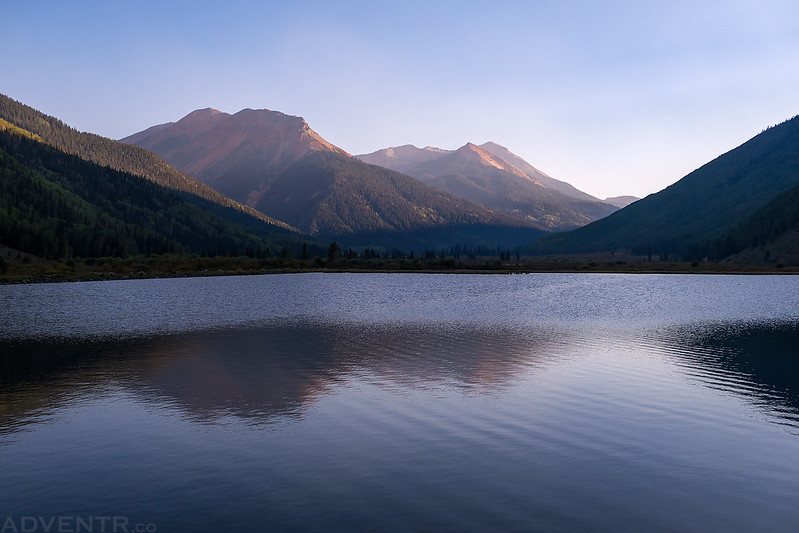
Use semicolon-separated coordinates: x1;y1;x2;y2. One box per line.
3;1;799;199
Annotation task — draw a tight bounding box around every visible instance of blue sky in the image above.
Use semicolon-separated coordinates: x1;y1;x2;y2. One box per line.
3;1;798;198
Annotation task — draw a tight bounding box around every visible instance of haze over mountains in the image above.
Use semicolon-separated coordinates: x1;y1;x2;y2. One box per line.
602;196;639;209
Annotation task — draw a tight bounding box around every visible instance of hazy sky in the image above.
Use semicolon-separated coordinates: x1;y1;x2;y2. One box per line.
3;1;798;198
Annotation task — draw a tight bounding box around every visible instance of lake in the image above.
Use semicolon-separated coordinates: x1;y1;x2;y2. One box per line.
1;273;798;532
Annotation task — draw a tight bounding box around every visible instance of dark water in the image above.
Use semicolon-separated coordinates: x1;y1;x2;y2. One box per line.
1;273;798;532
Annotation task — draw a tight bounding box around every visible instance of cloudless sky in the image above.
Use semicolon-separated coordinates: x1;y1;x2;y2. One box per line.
3;0;798;198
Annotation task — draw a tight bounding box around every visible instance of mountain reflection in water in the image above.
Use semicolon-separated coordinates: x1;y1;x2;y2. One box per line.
2;320;798;434
656;322;799;429
2;273;799;532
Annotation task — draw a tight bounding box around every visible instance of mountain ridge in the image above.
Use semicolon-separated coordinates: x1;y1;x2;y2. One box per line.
122;107;348;206
255;151;540;241
124;108;543;246
529;115;799;258
478;142;605;202
358;141;618;230
0;93;294;231
602;196;639;208
0;125;305;260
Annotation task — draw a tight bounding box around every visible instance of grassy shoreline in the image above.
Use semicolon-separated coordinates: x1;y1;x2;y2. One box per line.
2;253;797;284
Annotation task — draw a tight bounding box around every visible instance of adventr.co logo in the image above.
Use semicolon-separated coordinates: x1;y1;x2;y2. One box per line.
1;516;156;533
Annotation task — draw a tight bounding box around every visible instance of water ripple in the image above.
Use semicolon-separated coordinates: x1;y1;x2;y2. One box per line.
3;274;799;531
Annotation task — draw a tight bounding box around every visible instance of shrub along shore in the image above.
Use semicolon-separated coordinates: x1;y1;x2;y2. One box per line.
1;252;797;284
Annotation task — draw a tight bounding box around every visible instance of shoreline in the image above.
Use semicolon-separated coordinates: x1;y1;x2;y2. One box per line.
3;261;797;285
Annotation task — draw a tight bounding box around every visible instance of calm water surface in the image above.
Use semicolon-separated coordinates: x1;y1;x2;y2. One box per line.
1;273;799;532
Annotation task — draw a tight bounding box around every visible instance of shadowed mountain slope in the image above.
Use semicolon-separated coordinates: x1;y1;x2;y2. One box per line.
709;182;799;264
256;151;541;245
529;115;799;258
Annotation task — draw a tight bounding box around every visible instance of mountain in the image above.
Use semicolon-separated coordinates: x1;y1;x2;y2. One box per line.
124;109;544;247
530;115;799;259
255;151;542;247
0;94;291;231
478;142;599;202
358;142;618;230
351;144;449;174
0;123;302;260
122;108;348;206
602;196;639;208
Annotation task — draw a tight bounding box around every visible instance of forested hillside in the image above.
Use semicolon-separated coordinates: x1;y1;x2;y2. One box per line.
257;151;543;247
701;183;799;262
0;93;293;230
530;115;799;258
0;128;296;259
